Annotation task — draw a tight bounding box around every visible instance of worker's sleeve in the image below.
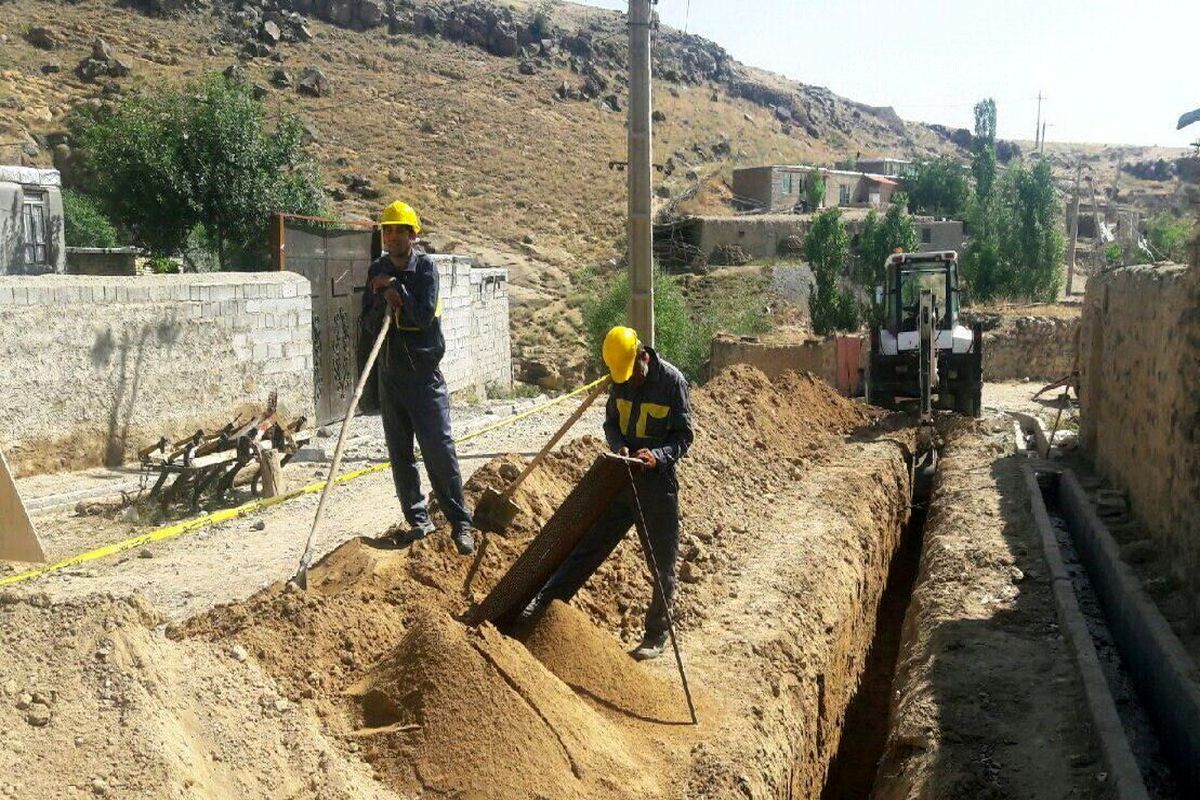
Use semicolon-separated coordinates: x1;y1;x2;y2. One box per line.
603;390;628;452
398;259;439;329
650;377;694;467
362;261;381;315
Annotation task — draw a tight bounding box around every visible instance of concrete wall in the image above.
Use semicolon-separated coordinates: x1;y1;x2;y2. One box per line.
0;272;314;476
431;256;512;397
1079;263;1200;606
66;248;141;276
731;166;777;211
916;220;964;253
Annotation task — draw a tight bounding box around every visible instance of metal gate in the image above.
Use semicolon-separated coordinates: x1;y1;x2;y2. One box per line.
271;214;379;424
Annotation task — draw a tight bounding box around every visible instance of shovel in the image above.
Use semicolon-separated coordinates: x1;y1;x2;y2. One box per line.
290;311;393;590
473;378;609;534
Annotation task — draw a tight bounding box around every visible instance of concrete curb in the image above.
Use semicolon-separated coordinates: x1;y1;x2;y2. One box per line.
1022;463;1149;800
1059;471;1200;796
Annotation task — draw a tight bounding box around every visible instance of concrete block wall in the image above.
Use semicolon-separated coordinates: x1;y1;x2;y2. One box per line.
428;255;512;396
1079;263;1200;608
0;272;314;476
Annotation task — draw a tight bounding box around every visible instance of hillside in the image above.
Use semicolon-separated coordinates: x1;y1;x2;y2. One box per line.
0;0;1192;382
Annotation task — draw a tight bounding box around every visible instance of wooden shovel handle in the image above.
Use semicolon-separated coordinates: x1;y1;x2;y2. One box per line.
500;378;609;500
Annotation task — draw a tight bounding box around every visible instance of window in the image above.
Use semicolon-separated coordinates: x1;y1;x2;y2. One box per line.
21;190;49;266
782;173;793;195
921;227;932;244
838;184;850;206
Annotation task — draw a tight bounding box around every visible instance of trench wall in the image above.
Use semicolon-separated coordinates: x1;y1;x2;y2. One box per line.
1079;263;1200;607
0;272;315;476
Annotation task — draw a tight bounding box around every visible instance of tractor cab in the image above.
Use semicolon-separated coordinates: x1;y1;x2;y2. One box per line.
868;251;983;417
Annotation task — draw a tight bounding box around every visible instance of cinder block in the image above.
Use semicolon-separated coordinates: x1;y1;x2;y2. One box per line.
189;285;202;302
253;342;270;361
0;286;13;304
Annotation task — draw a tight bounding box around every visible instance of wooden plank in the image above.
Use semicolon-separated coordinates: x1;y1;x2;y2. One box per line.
0;448;46;564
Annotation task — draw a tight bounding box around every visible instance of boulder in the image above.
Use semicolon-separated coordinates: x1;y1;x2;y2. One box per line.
297;66;331;97
261;21;282;45
269;68;293;88
24;27;61;50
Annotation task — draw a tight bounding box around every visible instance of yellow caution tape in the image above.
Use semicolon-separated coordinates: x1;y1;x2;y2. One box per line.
0;376;609;588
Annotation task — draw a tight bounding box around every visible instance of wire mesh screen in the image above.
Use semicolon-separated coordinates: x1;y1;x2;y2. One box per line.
465;455;629;627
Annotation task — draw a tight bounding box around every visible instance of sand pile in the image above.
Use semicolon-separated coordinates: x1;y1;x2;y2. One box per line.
341;610;665;800
0;592;396;799
523;600;693;724
168;366;873;799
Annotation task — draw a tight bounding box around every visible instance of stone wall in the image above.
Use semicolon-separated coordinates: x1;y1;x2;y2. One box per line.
962;311;1080;381
431;256;511;397
1079;263;1200;606
0;272;314;476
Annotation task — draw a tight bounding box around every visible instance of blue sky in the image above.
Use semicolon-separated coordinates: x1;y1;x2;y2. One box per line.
575;0;1200;148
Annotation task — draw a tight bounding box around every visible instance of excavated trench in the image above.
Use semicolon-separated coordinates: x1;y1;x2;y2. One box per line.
819;449;935;799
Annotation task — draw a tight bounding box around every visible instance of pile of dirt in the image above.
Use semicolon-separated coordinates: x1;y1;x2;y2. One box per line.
0;593;394;800
342;610;665;800
566;367;877;640
522;600;692;724
174;365;877;797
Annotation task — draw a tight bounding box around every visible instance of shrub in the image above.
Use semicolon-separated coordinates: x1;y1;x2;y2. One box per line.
62;189;118;248
582;266;771;382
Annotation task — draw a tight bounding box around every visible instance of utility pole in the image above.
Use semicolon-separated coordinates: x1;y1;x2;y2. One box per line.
1034;90;1044;150
1066;163;1082;296
626;0;654;346
1040;122;1047;155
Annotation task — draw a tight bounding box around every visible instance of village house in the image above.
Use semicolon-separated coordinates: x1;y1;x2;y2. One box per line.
732;164;904;213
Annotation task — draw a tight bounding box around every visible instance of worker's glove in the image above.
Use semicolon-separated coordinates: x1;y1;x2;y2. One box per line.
383;285;405;312
369;274;394;294
634;448;657;469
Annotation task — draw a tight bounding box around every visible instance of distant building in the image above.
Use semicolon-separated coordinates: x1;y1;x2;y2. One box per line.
0;166;66;275
732;165;901;213
855;158;915;178
653;212;964;269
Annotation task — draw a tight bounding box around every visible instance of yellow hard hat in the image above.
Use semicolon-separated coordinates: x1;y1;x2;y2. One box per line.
603;326;640;384
379;200;422;234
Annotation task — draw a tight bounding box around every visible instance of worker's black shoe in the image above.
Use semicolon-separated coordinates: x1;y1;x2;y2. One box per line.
389;520;435;546
451;526;476;556
631;632;668;661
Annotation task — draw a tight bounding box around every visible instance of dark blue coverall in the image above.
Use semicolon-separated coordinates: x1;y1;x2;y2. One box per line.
362;250;472;534
535;348;693;640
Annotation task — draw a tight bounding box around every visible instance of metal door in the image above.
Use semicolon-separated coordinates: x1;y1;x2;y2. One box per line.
273;215;374;424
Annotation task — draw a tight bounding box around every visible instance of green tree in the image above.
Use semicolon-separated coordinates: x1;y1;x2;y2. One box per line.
805;168;826;211
858;194;919;289
1145;212;1194;262
971;98;998;203
61;189;118;248
997;159;1063;300
581;266;770;382
904;156;970;217
72;73;324;266
963;157;1063;303
804;208;859;334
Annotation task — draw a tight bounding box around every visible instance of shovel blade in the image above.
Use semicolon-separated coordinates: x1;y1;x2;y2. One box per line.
474;487;520;534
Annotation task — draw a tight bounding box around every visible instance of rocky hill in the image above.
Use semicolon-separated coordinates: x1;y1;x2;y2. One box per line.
0;0;1192;383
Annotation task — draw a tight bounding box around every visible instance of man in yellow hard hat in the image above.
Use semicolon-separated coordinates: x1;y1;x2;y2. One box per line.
522;325;694;660
362;200;475;555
